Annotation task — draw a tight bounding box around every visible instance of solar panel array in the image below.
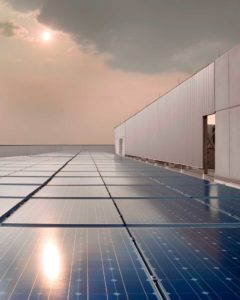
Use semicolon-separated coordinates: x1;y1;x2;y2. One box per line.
0;151;240;299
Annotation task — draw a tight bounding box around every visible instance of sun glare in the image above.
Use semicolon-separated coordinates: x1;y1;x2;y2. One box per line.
42;241;61;281
42;30;52;42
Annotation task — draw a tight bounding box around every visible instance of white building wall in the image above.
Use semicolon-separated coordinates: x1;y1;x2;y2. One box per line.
215;45;240;181
115;43;240;182
122;63;215;168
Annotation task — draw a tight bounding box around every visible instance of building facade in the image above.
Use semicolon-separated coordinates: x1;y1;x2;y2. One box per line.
115;44;240;182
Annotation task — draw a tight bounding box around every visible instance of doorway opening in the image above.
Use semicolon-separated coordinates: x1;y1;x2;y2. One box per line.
119;138;124;156
203;114;215;174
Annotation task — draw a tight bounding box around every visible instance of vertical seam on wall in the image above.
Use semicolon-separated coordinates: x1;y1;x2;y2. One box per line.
213;62;216;114
228;52;230;178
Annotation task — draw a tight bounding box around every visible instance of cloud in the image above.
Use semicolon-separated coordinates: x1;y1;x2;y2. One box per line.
0;20;31;42
0;21;20;37
3;0;43;12
4;0;240;73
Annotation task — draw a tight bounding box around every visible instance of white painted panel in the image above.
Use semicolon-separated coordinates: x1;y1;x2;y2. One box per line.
215;110;230;178
215;53;229;111
229;44;240;107
229;106;240;180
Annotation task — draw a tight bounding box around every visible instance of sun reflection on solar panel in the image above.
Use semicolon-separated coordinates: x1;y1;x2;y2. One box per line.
42;240;61;282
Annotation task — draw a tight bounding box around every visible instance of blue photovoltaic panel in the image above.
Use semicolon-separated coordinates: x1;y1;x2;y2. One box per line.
56;171;100;177
0;176;48;185
0;199;23;218
12;171;55;177
5;199;123;224
62;165;97;171
0;185;39;197
154;175;210;185
100;171;149;177
131;227;240;300
25;165;60;171
161;181;240;200
48;177;104;185
108;185;188;198
33;185;110;198
104;177;161;185
201;197;240;219
1;151;240;300
0;227;158;299
116;199;238;224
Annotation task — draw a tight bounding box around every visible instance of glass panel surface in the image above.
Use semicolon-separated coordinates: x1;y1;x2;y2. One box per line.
131;227;240;299
34;186;109;198
0;185;39;197
49;177;104;185
116;199;237;224
5;199;122;224
56;172;100;177
0;228;158;299
0;177;47;185
0;198;22;218
108;186;187;198
104;177;160;185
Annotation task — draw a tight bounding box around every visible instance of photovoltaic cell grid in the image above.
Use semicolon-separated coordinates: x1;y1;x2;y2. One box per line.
0;151;240;299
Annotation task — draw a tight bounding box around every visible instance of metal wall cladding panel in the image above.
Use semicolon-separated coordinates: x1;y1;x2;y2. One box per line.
215;53;229;111
126;101;161;160
230;106;240;180
120;64;214;169
215;110;230;178
229;44;240;107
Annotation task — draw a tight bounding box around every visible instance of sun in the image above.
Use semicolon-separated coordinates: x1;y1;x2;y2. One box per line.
42;30;52;42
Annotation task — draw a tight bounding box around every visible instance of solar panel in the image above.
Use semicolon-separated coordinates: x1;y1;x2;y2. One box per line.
131;227;240;299
116;199;238;224
0;199;22;218
5;199;123;224
203;197;240;219
1;151;240;299
108;185;188;198
103;177;161;185
56;171;100;177
0;185;39;197
62;165;97;171
160;182;240;199
100;171;148;177
0;227;158;299
33;186;109;198
0;177;48;185
48;177;104;185
12;171;55;177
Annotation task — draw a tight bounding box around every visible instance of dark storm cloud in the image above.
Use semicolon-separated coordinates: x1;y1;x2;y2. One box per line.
0;21;20;37
4;0;43;11
5;0;240;73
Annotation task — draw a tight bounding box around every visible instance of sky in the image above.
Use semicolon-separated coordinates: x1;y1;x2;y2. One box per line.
0;0;240;144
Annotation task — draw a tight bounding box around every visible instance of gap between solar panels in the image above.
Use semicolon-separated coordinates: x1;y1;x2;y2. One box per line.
90;152;169;300
2;223;240;228
0;152;81;224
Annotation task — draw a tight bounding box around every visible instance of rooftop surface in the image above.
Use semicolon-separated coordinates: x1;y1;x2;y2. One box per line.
0;151;240;299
